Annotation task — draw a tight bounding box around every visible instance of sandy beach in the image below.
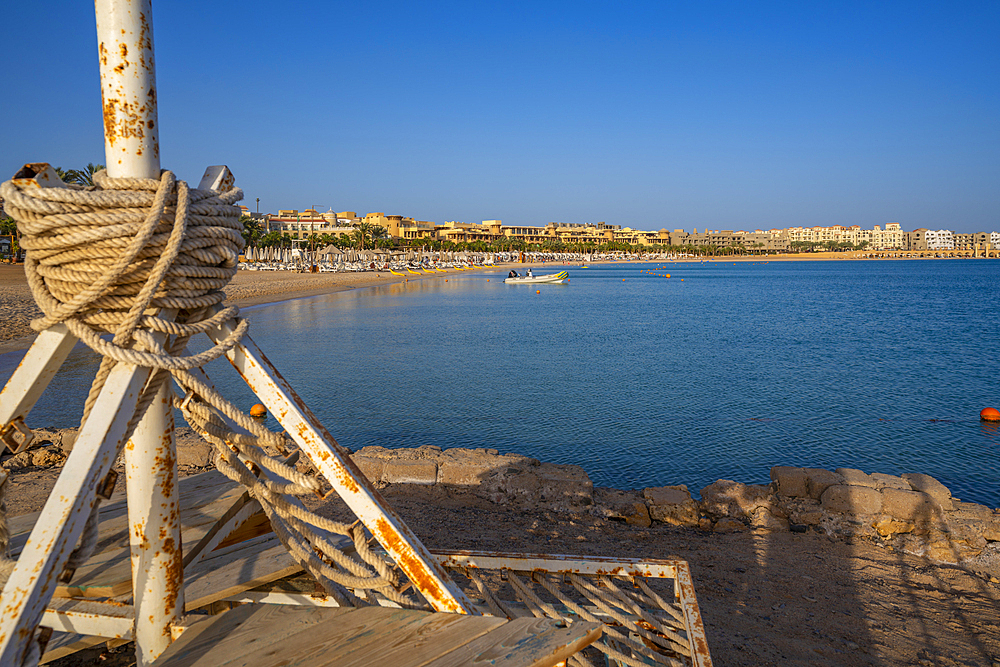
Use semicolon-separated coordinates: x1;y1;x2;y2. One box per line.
0;262;529;353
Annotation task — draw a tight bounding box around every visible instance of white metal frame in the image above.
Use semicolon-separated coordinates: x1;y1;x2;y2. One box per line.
431;551;713;667
1;4;715;666
0;2;474;664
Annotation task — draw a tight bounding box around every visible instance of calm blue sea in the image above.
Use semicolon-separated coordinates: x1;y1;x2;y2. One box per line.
3;260;999;507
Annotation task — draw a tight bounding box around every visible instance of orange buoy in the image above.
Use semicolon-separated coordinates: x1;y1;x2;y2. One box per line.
250;403;267;419
487;279;490;282
680;278;684;281
536;290;540;294
665;274;671;278
981;407;1000;422
445;279;448;282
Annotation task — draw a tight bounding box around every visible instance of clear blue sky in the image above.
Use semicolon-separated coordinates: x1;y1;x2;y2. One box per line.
3;1;998;232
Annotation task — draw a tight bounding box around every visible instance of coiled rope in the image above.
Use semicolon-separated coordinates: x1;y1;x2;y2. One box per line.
0;169;423;663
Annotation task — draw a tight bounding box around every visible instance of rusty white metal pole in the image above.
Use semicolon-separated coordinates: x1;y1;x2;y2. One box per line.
95;1;182;664
124;383;183;665
95;0;160;179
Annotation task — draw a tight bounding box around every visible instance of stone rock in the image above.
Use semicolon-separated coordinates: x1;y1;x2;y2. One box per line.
714;517;748;533
751;507;789;531
26;428;62;449
59;429;78;453
593;488;651;525
383;459;438;485
623;502;652;527
771;466;808;497
536;463;593;507
950;501;994;520
873;515;916;538
947;515;988;543
31;446;64;467
2;450;33;470
698;518;713;531
925;530;961;564
793;510;825;526
901;473;954;511
958;535;988;553
351;455;386;483
984;516;1000;542
480;461;592;511
820;484;883;515
437;449;513;486
644;485;699;527
700;480;773;519
177;441;213;468
803;469;844;500
882;488;942;523
593;488;644;521
644;485;690;506
835;468;876;488
871;473;911;491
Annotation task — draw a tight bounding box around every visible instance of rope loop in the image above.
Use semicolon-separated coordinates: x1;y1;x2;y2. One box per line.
1;167;434;639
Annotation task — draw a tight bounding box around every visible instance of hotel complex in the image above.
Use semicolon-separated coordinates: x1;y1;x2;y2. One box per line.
240;207;999;254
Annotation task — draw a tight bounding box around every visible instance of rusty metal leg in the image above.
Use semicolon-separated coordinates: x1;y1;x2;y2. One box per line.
205;318;475;614
125;382;184;666
0;361;154;665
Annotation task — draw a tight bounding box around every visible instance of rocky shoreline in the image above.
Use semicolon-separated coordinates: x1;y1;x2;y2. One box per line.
349;444;1000;580
9;429;998;583
6;429;1000;666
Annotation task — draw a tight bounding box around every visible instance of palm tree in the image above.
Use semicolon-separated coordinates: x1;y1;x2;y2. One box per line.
1;217;19;259
54;163;105;186
240;215;263;248
54;167;78;183
352;223;372;250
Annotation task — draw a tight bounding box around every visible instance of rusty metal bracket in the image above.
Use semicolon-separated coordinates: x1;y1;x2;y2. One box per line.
1;417;35;455
97;470;119;500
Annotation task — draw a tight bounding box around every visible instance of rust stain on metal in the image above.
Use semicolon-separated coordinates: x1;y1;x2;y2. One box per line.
161;535;182;623
102;92;118;148
375;518;462;614
334;462;358;494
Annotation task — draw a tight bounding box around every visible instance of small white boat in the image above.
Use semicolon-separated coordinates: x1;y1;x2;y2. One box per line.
503;270;568;284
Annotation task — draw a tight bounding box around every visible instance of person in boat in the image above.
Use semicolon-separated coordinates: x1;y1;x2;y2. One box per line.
508;269;518;278
526;267;533;277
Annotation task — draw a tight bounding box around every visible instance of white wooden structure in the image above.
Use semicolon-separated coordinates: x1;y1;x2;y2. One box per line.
0;3;711;666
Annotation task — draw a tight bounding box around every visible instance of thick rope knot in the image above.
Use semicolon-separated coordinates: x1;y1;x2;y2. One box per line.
1;169;428;615
0;169;244;346
1;169;249;432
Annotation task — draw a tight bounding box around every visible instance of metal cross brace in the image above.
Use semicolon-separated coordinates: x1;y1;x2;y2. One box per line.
0;306;475;664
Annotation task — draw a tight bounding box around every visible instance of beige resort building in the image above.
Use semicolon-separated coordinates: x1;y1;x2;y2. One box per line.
240;207;996;254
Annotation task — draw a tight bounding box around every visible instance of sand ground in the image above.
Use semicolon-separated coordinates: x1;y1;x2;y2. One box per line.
4;466;997;667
